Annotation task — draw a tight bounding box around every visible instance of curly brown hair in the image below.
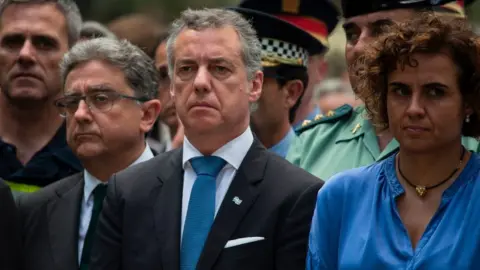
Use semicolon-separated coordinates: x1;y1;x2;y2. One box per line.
352;12;480;137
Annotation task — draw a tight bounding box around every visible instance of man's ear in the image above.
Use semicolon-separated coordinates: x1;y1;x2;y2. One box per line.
140;99;162;133
283;79;304;110
248;70;264;103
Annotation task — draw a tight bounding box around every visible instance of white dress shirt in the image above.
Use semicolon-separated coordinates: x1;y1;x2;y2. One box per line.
181;127;254;240
77;145;154;264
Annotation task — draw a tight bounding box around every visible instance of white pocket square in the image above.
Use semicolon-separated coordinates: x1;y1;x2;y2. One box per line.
224;237;265;248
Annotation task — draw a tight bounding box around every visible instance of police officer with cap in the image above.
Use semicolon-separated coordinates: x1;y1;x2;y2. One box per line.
228;6;317;158
286;0;480;180
238;0;340;130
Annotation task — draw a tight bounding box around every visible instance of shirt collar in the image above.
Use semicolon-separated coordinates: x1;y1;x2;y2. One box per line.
83;145;154;203
182;127;254;170
133;143;155;166
269;128;296;158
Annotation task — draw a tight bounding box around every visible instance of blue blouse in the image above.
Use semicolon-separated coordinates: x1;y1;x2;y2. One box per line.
307;152;480;270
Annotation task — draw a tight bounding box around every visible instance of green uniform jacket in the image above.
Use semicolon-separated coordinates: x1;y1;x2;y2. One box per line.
287;104;480;181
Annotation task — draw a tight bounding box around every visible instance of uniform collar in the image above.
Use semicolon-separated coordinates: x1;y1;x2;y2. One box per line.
335;106;369;143
335;105;399;161
268;128;296;158
293;105;321;131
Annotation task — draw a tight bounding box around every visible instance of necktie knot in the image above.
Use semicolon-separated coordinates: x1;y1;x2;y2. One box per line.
190;156;226;177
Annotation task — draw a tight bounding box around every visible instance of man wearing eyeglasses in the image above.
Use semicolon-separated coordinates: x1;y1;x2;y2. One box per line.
17;37;161;270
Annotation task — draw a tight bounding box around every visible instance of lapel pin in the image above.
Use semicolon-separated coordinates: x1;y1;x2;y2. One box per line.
233;196;243;205
352;123;361;134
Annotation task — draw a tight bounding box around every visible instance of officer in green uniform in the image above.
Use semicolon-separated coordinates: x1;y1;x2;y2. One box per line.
286;0;479;180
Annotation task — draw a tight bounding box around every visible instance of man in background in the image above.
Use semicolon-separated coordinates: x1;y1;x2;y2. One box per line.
148;33;184;153
238;0;340;130
232;7;312;158
0;0;83;196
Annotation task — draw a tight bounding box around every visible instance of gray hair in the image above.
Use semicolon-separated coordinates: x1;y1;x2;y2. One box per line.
80;21;117;40
0;0;82;47
166;8;262;80
60;38;159;99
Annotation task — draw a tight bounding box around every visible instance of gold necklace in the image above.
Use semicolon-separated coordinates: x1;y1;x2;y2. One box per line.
397;147;466;197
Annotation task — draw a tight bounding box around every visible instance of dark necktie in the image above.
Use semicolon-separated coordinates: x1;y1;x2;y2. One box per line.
79;184;107;270
180;156;227;270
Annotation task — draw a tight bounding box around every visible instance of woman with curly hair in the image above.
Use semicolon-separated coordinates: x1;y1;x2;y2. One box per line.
306;13;480;269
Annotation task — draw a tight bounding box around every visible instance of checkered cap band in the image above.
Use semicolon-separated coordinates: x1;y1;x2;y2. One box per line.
260;37;309;67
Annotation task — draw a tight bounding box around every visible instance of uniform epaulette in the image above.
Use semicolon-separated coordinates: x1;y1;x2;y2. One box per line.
295;104;354;135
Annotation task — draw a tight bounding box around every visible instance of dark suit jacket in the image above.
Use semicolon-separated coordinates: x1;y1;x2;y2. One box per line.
17;173;84;270
90;140;323;270
0;179;20;270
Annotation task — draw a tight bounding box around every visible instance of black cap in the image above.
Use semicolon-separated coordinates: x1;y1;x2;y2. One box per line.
341;0;455;18
237;0;340;54
228;7;316;68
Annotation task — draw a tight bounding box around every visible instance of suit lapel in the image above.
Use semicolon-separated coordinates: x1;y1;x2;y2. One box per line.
154;149;184;270
47;173;84;270
197;140;267;270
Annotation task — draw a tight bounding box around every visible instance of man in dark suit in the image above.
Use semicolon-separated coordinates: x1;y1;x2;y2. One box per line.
0;179;20;270
17;38;161;270
90;8;323;270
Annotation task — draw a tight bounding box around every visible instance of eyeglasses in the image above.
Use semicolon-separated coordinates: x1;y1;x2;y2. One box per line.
54;91;150;117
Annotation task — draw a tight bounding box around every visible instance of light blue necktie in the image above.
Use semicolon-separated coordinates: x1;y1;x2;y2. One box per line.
180;156;226;270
